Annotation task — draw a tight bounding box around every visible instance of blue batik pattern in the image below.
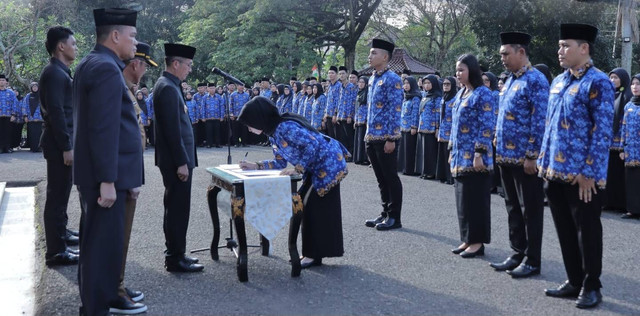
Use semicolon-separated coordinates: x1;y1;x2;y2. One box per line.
418;96;441;133
0;89;18;117
325;80;341;119
279;96;293;114
204;93;224;119
400;96;420;131
365;69;403;142
438;98;455;141
496;66;549;165
146;92;154;121
449;86;496;177
257;120;350;197
337;83;358;120
620;102;640;167
292;91;304;114
355;100;368;126
230;91;250;116
303;95;314;122
260;89;272;99
538;65;614;188
186;99;198;123
311;95;327;130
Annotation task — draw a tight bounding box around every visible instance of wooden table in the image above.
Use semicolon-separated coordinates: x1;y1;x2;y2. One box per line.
205;166;303;282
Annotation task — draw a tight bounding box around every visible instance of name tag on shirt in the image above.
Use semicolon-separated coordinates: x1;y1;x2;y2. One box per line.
550;82;563;94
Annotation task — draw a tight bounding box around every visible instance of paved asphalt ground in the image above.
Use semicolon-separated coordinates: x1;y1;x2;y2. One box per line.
1;146;639;315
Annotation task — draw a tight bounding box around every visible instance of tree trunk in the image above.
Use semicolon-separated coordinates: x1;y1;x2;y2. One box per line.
343;43;356;72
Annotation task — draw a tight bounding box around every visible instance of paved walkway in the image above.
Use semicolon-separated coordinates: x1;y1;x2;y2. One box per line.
0;184;36;316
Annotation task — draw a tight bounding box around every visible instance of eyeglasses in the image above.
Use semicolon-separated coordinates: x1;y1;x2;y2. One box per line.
443;82;451;86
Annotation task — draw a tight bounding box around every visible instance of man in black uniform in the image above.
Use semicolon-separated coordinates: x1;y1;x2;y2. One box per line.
73;8;143;315
39;26;80;266
153;43;203;273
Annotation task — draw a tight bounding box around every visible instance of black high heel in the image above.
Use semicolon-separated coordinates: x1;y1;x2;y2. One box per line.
460;244;484;258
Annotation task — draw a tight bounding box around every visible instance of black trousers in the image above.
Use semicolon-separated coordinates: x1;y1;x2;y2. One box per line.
0;116;11;151
232;120;247;145
146;121;155;146
455;172;491;244
499;165;544;266
435;141;453;184
353;125;368;164
366;141;403;220
545;181;602;291
325;119;336;139
220;118;231;145
625;167;640;214
400;131;417;175
334;120;346;148
160;167;193;257
11;122;24;148
205;120;220;147
603;150;626;211
77;187;126;316
196;121;205;146
300;179;344;259
340;120;355;157
43;149;72;257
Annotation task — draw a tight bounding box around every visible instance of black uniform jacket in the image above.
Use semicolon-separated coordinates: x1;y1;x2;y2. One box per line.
153;71;198;170
72;44;143;190
39;57;74;152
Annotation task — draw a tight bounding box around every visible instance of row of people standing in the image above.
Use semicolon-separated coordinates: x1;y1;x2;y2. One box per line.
0;79;45;152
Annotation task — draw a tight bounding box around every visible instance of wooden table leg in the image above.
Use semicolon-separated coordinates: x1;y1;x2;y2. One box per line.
260;235;269;256
232;197;248;282
207;185;222;261
289;193;303;277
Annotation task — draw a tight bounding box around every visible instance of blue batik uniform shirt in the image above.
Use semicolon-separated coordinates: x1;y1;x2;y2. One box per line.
22;93;43;121
337;82;358;121
311;95;327;130
438;98;455;141
496;64;549;166
230;91;250;117
418;95;441;133
0;88;19;117
365;69;403;142
257;120;351;196
400;96;420;131
449;86;496;176
186;99;198;123
193;92;207;120
620;101;640;167
325;80;342;119
537;64;614;188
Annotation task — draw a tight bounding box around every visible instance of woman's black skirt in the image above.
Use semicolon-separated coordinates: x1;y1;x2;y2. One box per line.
415;132;438;177
299;179;344;259
625;167;640;215
455;172;491;244
353;125;368;164
27;121;42;152
435;141;453;184
604;150;626;211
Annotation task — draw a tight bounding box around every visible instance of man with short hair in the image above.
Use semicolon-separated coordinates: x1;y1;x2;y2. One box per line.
39;26;80;267
108;42;158;314
363;39;404;231
490;32;549;279
73;8;143;315
153;43;203;273
193;82;207;146
538;23;614;309
289;76;297;87
260;77;272;98
336;69;358;157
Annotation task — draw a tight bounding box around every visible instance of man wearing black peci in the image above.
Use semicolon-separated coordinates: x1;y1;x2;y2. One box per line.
153;43;203;273
39;26;80;267
73;8;143;315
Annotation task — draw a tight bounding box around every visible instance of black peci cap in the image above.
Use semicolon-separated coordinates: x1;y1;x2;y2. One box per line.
499;32;532;45
93;8;137;27
560;23;598;43
351;70;359;76
338;66;347;72
164;43;196;59
371;38;395;55
197;82;207;87
207;82;216;87
290;76;297;81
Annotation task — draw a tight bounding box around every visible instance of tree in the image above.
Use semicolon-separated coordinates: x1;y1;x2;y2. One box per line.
0;0;42;91
465;0;617;75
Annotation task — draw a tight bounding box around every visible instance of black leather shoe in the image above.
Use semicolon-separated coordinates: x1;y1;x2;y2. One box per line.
375;217;402;231
165;257;204;272
183;255;199;264
66;247;80;255
506;263;540;278
46;250;79;266
109;295;147;315
64;231;79;246
300;258;322;269
545;280;581;298
451;247;466;254
365;215;386;228
576;289;602;309
125;288;144;302
67;228;79;237
490;257;521;271
621;213;640;219
460;245;484;258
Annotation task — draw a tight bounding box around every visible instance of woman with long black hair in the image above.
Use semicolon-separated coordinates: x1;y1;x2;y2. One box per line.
398;76;421;175
435;76;458;184
415;74;442;179
353;76;369;165
605;68;632;213
238;96;350;268
450;54;495;258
